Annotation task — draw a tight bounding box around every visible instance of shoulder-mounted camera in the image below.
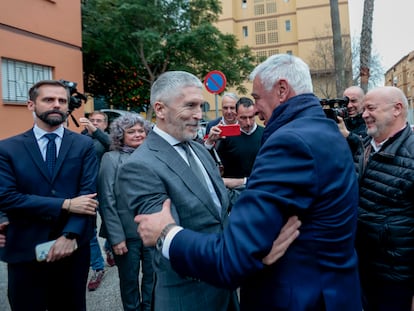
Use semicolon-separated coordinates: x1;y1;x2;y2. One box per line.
59;79;87;113
320;96;349;122
59;79;88;127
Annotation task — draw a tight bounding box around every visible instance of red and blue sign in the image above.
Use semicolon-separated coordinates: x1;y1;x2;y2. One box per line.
204;70;227;94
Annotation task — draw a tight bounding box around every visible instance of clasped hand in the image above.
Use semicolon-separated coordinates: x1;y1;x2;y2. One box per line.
135;199;301;265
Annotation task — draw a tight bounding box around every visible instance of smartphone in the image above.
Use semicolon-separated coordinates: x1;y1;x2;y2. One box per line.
35;240;56;262
218;124;241;137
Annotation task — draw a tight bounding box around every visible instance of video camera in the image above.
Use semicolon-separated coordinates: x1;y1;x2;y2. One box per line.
320;96;349;122
59;79;87;112
59;79;87;127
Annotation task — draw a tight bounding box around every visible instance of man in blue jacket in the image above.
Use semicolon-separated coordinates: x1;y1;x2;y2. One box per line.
136;54;362;311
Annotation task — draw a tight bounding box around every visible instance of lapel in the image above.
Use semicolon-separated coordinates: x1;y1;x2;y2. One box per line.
53;129;74;180
23;130;50;180
189;140;229;218
147;132;222;220
23;129;74;182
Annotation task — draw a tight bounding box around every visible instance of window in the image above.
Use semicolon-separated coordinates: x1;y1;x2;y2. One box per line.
242;26;248;37
267;19;278;30
256;51;268;60
268;32;278;43
255;21;266;32
2;58;52;103
285;20;291;32
242;0;247;8
254;4;265;15
256;34;266;45
266;2;276;13
268;49;279;56
286;50;293;55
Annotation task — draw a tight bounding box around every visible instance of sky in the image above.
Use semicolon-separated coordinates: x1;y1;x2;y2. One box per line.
348;0;414;71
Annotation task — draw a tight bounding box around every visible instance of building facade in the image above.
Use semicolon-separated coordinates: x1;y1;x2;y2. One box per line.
204;0;352;118
384;50;414;124
0;0;85;139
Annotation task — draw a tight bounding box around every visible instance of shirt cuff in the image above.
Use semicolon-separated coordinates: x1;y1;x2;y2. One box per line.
204;141;214;150
162;225;184;259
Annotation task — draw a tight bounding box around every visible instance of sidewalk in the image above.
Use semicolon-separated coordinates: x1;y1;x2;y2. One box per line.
0;238;123;311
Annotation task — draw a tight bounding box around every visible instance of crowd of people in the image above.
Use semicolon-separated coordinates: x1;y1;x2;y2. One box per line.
0;53;414;311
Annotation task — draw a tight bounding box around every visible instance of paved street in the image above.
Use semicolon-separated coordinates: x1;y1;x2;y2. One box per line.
0;237;124;311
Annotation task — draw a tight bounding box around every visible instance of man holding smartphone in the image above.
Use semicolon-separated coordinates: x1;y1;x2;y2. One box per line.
205;97;264;195
0;80;98;311
205;92;239;135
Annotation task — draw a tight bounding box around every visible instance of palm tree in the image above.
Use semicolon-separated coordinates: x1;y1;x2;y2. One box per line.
360;0;375;93
329;0;345;96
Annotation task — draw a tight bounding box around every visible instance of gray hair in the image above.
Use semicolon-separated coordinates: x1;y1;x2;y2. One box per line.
150;71;203;107
222;92;239;103
249;54;313;94
109;112;152;151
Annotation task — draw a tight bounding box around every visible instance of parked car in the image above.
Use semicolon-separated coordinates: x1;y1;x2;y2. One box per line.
99;109;128;126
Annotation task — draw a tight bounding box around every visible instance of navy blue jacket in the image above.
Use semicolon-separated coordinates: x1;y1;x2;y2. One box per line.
0;128;97;263
169;94;362;310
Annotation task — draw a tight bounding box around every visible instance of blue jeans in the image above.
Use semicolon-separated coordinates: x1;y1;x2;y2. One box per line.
89;228;104;271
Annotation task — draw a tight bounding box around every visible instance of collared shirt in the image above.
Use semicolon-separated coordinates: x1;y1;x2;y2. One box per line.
33;125;64;161
370;125;407;153
240;122;258;135
220;117;238;126
152;126;221;210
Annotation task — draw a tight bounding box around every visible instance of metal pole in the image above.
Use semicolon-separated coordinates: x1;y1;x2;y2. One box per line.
215;94;219;118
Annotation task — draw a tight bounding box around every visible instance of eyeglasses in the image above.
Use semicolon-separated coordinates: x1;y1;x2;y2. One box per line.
89;119;105;123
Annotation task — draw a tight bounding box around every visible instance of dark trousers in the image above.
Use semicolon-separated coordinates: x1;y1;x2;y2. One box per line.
7;244;90;311
114;238;154;311
362;278;413;311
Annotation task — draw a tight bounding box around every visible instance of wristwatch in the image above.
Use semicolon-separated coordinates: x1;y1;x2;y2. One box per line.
156;223;177;251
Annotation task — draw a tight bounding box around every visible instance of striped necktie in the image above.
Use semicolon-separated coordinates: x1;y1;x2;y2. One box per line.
178;142;209;191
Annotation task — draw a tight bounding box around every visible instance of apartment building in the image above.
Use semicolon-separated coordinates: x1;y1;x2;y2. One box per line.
384;50;414;124
207;0;352;108
0;0;85;139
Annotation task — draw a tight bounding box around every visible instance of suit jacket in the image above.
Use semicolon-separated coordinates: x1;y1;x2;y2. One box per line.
0;128;97;263
98;151;138;245
205;117;221;135
81;128;110;165
117;131;234;311
168;94;362;311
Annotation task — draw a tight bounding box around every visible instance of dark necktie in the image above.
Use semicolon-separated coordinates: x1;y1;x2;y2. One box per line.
178;142;209;190
44;133;57;176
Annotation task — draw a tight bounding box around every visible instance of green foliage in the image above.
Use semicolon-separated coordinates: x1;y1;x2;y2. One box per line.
82;0;255;113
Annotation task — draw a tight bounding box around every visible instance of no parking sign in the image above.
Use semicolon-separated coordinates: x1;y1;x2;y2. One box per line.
204;70;227;94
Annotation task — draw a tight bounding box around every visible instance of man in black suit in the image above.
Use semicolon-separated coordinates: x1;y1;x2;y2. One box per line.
0;80;99;311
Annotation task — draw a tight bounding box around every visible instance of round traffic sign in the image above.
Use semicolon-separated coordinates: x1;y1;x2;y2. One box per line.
204;70;227;94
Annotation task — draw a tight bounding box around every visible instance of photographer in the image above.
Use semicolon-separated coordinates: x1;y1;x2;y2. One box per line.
80;111;110;164
79;111;112;291
337;86;367;152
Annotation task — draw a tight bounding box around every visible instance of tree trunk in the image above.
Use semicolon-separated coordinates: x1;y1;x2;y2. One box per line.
329;0;345;97
360;0;375;93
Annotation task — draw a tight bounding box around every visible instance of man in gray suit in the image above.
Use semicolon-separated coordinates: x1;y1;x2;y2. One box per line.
117;71;299;311
117;71;238;311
